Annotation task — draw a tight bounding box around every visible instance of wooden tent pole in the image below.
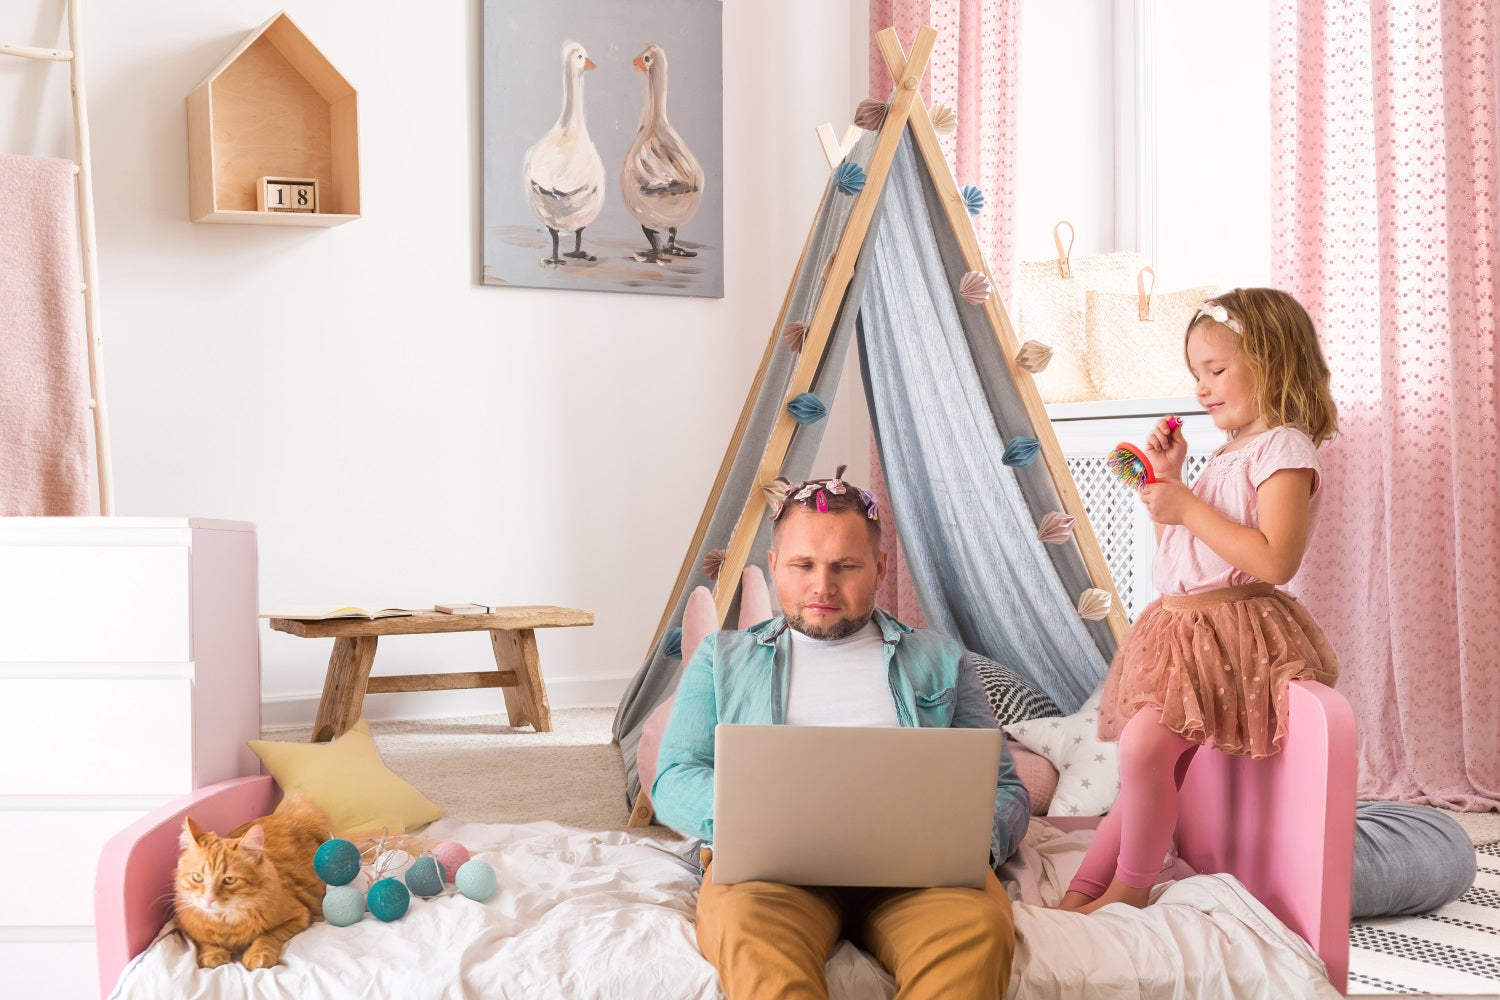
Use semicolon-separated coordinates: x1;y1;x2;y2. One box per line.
874;29;1129;646
642;131;862;659
706;27;939;623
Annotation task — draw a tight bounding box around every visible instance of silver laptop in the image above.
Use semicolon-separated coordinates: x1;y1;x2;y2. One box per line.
710;724;1001;889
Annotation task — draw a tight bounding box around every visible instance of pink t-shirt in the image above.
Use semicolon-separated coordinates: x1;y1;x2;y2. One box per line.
1152;425;1324;596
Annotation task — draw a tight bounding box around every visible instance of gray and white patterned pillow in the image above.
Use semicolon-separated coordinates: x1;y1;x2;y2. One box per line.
968;652;1062;728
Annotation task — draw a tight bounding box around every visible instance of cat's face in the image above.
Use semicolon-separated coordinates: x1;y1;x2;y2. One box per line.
176;818;267;918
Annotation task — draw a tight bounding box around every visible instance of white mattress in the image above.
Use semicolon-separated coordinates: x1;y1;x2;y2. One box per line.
110;819;1341;1000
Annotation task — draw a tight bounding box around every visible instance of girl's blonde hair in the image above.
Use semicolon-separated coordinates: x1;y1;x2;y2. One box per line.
1186;288;1339;445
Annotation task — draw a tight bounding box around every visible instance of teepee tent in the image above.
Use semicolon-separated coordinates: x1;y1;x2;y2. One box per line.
612;27;1128;814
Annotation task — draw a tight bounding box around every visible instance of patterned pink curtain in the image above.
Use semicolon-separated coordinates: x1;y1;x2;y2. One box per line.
868;0;1021;625
1274;1;1500;809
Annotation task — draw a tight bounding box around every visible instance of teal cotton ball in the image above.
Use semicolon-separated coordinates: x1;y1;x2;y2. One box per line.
455;859;497;902
314;838;362;887
322;884;365;927
367;877;411;921
405;856;446;898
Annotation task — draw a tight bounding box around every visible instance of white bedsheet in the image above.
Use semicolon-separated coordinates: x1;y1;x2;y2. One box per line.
111;819;1340;1000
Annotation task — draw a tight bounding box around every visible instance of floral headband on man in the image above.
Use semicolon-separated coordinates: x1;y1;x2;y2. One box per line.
767;464;880;522
1194;300;1243;335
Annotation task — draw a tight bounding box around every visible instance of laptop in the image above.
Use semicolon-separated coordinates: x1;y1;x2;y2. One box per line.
710;723;1002;889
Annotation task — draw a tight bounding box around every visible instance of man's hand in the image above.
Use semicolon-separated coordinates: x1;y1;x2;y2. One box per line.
1140;479;1198;525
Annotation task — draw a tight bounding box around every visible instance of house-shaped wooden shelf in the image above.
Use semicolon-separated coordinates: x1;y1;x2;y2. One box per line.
187;11;360;227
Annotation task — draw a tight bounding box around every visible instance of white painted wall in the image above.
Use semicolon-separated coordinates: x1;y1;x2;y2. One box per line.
1;0;860;722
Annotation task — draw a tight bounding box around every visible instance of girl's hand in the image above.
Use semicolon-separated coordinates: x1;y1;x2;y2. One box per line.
1140;479;1198;525
1144;415;1187;480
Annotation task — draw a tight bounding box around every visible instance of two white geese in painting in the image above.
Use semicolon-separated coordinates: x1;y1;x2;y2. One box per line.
523;41;703;267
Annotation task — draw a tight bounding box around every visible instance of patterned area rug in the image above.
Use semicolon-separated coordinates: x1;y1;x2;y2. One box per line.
1348;842;1500;996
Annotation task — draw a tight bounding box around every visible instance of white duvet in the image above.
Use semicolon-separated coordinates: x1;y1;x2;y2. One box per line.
111;819;1340;1000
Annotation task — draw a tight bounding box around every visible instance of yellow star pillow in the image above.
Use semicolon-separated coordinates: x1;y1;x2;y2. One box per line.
249;718;443;836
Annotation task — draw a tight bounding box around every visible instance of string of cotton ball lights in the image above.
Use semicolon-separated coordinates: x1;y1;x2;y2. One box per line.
313;830;497;927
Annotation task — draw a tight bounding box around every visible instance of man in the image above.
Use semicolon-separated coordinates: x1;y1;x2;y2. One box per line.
652;467;1030;1000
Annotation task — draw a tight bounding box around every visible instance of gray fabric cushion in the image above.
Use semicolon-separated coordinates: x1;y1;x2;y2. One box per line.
969;652;1062;729
1352;801;1476;918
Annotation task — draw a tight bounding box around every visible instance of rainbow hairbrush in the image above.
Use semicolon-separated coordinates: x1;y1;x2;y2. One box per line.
1106;416;1182;492
1107;443;1157;491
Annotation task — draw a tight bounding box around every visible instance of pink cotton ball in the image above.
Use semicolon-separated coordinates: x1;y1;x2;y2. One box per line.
432;841;471;884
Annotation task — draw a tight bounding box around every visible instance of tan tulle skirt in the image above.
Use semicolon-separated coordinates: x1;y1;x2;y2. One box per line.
1097;583;1339;759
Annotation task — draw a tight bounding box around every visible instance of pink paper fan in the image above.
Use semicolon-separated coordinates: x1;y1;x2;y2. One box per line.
854;98;889;131
1015;340;1054;374
702;549;727;580
1076;589;1113;621
958;271;992;305
1037;512;1076;545
931;104;957;135
781;322;808;352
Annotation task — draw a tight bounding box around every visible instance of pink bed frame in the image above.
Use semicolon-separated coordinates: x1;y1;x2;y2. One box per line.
92;682;1356;998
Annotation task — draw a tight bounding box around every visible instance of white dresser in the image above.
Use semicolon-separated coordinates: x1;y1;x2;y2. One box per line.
0;518;261;999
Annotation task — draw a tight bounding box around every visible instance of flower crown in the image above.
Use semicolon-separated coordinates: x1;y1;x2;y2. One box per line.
767;464;879;522
1194;300;1243;335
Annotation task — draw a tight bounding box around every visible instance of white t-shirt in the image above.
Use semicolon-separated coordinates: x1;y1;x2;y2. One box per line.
783;620;899;727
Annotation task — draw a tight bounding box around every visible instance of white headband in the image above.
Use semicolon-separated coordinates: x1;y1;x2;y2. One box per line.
1195;301;1242;334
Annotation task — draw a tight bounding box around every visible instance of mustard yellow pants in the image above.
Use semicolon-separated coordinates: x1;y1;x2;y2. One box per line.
695;853;1015;1000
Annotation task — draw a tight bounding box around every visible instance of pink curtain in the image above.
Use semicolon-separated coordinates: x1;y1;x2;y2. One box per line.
868;0;1021;624
1274;1;1500;809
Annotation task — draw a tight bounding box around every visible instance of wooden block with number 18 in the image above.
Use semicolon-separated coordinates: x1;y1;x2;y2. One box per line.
258;176;319;213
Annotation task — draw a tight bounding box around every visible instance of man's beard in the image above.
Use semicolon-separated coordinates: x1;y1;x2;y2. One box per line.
785;608;874;641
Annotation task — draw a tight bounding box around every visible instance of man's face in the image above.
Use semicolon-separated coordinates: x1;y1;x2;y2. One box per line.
767;508;886;640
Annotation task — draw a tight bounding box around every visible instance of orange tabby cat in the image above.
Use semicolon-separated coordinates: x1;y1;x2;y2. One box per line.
174;794;331;969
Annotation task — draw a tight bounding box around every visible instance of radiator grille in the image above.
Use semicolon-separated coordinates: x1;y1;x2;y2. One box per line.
1065;456;1208;621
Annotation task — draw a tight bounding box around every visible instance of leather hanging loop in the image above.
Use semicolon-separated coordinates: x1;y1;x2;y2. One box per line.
1053;220;1074;279
1136;266;1156;321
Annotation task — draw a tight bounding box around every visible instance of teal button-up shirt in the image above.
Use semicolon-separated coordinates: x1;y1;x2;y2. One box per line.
652;608;1032;865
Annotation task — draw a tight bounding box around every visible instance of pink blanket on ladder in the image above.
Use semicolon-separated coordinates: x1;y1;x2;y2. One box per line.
0;153;92;515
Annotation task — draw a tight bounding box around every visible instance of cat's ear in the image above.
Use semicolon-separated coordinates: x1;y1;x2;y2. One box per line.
239;824;266;855
180;817;206;850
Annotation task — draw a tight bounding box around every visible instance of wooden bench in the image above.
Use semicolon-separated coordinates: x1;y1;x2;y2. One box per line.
267;606;594;742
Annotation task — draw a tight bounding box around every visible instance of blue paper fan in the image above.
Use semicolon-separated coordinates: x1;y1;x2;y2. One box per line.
661;626;683;659
1002;436;1041;468
787;393;829;425
960;185;985;216
833;161;866;196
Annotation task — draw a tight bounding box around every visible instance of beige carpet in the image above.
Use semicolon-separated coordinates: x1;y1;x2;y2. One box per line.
261;708;680;837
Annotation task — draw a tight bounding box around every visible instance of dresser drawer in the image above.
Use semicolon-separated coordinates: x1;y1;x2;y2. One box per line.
0;809;146;927
0;545;191;662
0;679;193;795
0;938;99;1000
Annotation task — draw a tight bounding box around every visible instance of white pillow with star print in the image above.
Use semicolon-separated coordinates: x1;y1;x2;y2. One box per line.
1003;686;1120;817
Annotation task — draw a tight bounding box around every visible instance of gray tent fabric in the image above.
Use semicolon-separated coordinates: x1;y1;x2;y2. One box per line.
857;133;1112;711
611;134;886;803
611;129;1114;803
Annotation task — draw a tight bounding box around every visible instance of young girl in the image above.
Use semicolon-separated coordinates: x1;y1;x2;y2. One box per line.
1060;287;1341;914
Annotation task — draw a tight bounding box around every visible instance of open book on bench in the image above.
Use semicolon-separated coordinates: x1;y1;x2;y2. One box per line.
259;606;416;621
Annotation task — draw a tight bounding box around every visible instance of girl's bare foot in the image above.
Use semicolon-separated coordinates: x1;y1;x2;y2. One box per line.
1076;877;1152;915
1054;890;1096;911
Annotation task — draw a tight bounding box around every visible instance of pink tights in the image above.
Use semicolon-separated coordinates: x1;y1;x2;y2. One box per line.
1068;707;1199;896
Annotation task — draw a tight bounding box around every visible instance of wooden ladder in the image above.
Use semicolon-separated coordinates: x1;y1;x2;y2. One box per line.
2;0;114;514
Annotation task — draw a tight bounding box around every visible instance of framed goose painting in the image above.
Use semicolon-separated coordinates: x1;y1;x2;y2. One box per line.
482;0;724;298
